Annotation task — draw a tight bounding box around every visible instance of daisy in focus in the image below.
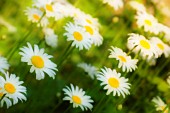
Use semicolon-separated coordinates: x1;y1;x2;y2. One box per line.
0;72;27;106
63;84;94;111
64;22;92;50
150;37;170;58
102;0;124;11
97;67;131;98
19;42;57;80
0;56;10;73
109;46;138;72
135;11;160;34
152;96;169;113
43;28;58;48
127;33;158;60
24;7;48;27
77;62;98;79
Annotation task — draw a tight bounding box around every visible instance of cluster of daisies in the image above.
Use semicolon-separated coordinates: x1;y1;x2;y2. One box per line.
25;0;103;50
0;56;26;108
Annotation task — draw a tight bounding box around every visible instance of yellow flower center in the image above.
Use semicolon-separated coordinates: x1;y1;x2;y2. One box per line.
140;40;150;49
73;31;83;41
86;19;92;24
4;83;16;94
33;14;40;21
118;55;127;62
72;95;81;104
108;77;119;88
46;4;53;12
85;26;94;35
157;43;164;50
144;19;152;26
31;56;44;68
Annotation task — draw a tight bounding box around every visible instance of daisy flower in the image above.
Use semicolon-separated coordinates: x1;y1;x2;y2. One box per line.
74;13;100;29
152;96;169;113
135;11;160;34
64;22;92;50
63;84;94;111
127;33;158;59
24;7;48;27
97;67;131;98
43;28;58;48
19;42;57;80
33;0;58;17
77;62;98;79
109;46;138;72
150;37;170;58
75;20;103;46
0;56;10;73
102;0;124;11
0;72;27;105
161;25;170;43
128;1;146;12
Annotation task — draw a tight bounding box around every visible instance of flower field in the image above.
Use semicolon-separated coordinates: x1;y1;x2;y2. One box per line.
0;0;170;113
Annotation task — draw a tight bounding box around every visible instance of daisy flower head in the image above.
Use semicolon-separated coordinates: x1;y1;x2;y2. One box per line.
136;11;160;34
19;42;57;80
75;19;103;46
128;1;146;12
102;0;124;11
150;37;170;58
127;33;158;60
0;72;27;105
161;25;170;43
63;22;93;50
77;62;98;79
0;56;10;73
97;67;131;98
74;13;100;29
24;7;49;27
63;84;94;111
152;96;169;113
43;28;58;48
109;46;138;72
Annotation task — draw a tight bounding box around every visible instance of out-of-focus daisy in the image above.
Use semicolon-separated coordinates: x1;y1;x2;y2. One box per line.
127;33;158;59
0;56;10;73
109;46;138;72
19;42;57;80
152;96;169;113
33;0;56;17
43;28;58;48
64;22;92;50
24;7;48;27
97;67;131;98
102;0;124;11
136;12;160;34
0;72;27;105
150;37;170;58
129;1;146;12
75;20;103;46
0;89;12;108
77;62;98;79
63;84;94;111
74;13;100;29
